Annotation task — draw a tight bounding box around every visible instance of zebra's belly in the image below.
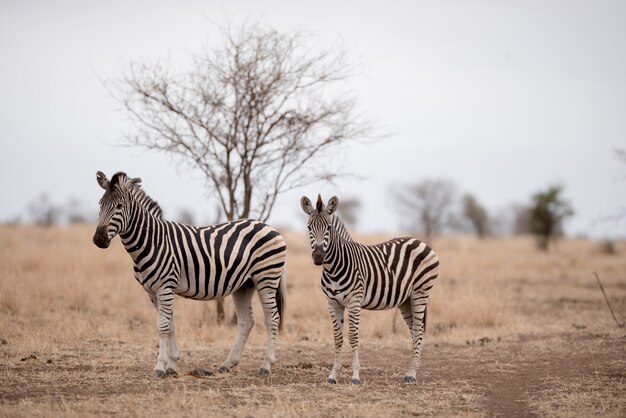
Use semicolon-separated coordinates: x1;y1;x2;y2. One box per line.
361;299;405;310
174;271;246;300
176;289;220;301
360;283;413;310
322;289;409;310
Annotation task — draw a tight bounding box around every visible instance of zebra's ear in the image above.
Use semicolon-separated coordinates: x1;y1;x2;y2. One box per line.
123;177;142;190
326;196;339;215
300;196;315;215
96;171;109;190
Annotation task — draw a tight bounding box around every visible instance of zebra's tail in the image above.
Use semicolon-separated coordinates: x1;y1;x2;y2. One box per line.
276;271;286;332
423;305;428;333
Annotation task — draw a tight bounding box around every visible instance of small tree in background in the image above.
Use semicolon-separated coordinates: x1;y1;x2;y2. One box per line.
461;194;489;237
65;197;90;224
393;178;458;240
529;185;574;251
28;193;60;227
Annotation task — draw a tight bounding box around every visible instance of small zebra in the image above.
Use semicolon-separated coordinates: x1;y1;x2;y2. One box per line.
93;171;286;377
301;195;439;384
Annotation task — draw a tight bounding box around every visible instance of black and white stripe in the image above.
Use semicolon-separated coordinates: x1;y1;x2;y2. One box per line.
301;195;439;384
93;171;286;377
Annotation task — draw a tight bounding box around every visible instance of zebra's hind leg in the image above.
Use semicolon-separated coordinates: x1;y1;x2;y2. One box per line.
326;300;345;384
399;300;414;382
256;280;281;375
401;292;429;383
219;285;255;373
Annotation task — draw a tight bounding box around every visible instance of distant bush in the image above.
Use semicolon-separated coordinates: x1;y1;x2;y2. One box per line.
599;240;617;255
528;185;574;251
461;194;489;237
19;195;93;226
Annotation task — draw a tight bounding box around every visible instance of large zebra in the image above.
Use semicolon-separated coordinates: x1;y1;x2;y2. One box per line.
92;171;286;377
300;195;439;384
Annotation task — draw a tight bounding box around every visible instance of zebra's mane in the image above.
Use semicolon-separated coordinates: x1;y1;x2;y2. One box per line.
331;215;353;242
130;186;163;219
108;172;163;219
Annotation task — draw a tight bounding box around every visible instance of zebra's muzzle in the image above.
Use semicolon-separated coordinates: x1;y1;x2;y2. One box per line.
93;226;111;249
312;247;324;265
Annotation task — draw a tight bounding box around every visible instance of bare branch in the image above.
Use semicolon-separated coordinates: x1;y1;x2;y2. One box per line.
594;272;625;328
392;179;459;240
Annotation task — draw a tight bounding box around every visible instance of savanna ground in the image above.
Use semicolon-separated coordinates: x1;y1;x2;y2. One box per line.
0;225;625;417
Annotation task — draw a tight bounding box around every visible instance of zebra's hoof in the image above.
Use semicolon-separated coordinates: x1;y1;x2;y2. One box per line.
327;378;337;384
218;366;230;373
190;368;214;378
351;378;361;385
403;375;417;383
153;369;166;378
165;369;179;378
259;368;270;375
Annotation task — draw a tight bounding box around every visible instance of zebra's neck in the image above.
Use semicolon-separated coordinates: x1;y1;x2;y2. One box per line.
119;196;167;264
130;187;163;219
322;216;354;274
330;215;353;243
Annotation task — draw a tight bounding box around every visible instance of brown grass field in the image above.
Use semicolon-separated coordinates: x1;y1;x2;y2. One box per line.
0;224;625;417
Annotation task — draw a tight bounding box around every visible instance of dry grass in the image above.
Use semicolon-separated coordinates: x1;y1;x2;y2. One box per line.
1;225;625;417
531;373;626;417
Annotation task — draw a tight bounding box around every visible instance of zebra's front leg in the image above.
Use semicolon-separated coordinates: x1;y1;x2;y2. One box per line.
326;300;344;384
153;287;176;378
402;292;428;383
165;312;180;375
347;301;362;385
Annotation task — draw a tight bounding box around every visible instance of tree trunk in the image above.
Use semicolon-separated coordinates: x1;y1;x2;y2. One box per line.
216;209;236;325
216;300;225;323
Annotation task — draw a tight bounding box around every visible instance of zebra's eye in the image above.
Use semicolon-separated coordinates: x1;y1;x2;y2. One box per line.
116;203;123;209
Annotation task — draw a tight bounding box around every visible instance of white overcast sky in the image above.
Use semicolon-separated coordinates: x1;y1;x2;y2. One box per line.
1;0;625;238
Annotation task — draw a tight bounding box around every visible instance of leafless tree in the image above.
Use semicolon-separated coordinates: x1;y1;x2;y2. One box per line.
115;23;369;223
65;197;90;224
393;178;458;240
114;23;371;322
28;193;60;227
